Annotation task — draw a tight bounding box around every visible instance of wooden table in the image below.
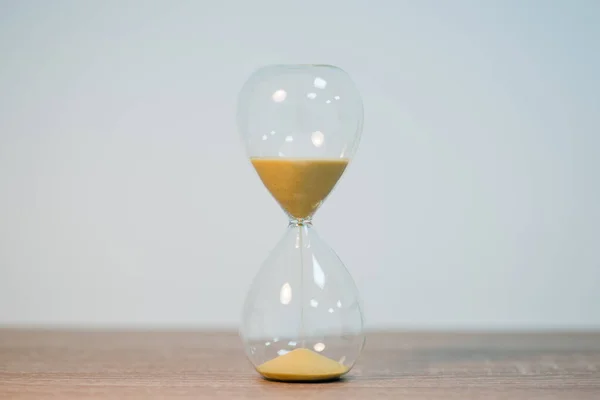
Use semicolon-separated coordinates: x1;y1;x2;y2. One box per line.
1;330;599;399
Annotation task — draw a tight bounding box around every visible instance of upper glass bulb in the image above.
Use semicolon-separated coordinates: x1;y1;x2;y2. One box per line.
237;64;363;159
237;64;364;221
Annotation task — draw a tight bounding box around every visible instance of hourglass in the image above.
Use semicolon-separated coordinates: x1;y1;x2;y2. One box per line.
237;64;365;382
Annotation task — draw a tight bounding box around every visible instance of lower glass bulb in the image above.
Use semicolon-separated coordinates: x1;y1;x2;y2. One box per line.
240;222;365;382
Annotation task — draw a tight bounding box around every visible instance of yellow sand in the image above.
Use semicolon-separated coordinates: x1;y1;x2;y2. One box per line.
251;158;348;220
256;348;348;381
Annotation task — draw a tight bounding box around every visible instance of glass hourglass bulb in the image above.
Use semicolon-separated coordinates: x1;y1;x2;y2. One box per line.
237;64;364;382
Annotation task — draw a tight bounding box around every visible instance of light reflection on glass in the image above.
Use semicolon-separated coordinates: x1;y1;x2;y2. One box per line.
272;89;287;102
280;282;292;305
311;130;324;147
313;77;327;89
312;255;326;289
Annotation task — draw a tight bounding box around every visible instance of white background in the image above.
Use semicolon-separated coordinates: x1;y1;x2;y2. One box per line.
1;0;599;330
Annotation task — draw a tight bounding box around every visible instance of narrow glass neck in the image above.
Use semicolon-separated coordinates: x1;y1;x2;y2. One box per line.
289;218;313;227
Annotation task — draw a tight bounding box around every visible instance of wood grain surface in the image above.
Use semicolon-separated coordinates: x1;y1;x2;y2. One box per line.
1;330;599;399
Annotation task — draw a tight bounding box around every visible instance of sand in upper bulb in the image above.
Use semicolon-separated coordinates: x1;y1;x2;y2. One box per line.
250;158;348;220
